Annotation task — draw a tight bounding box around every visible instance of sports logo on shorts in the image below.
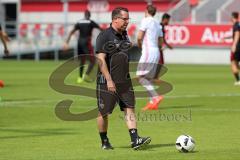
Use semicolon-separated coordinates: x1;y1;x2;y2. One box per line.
99;99;105;109
100;103;104;109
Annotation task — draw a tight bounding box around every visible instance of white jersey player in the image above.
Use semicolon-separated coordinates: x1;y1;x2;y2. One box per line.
137;5;164;111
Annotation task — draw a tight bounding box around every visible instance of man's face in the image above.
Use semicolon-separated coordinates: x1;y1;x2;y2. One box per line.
115;11;129;31
231;17;236;24
163;18;170;25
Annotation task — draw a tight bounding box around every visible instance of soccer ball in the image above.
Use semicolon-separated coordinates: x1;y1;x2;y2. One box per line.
175;135;195;152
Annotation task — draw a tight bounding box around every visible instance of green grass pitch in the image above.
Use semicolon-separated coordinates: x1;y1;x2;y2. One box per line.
0;61;240;160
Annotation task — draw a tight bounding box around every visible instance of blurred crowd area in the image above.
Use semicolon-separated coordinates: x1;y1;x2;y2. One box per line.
0;0;239;58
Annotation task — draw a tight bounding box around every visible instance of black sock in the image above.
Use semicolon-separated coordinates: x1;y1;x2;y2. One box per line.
79;65;84;78
129;129;138;142
99;132;108;144
234;73;239;81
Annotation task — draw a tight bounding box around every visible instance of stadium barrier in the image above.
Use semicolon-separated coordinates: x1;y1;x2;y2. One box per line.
1;23;232;64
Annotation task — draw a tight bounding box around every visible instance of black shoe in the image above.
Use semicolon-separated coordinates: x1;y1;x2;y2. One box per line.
131;137;151;150
101;139;114;150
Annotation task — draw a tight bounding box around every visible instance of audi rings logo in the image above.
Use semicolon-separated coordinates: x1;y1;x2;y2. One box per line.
87;0;109;12
166;26;190;45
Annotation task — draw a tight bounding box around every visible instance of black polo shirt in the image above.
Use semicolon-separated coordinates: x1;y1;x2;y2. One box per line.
233;22;240;47
95;24;132;84
74;19;100;41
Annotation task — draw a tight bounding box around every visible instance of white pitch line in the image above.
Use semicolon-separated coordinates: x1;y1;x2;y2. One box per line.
1;103;240;112
165;93;240;99
0;93;240;106
1;99;240;112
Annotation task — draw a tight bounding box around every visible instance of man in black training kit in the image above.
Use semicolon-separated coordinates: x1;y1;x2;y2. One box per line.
64;10;101;83
95;7;151;150
154;13;173;80
230;12;240;85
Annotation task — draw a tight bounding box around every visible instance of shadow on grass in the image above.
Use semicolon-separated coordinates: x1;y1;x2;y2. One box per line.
177;150;199;154
117;143;175;150
2;98;43;102
148;143;175;149
0;128;78;139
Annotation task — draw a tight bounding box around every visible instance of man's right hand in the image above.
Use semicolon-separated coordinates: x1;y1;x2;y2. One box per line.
107;80;116;92
63;42;69;51
168;45;173;50
4;49;9;56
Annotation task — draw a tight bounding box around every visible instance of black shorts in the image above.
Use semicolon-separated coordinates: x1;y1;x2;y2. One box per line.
154;50;164;79
96;82;135;116
159;50;164;64
233;44;240;62
77;38;94;55
154;64;163;79
233;49;240;62
231;52;240;62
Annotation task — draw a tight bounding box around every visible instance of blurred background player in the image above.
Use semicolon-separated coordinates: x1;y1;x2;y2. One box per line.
0;24;9;89
0;25;9;56
136;5;164;111
64;10;102;83
230;12;240;85
154;13;173;81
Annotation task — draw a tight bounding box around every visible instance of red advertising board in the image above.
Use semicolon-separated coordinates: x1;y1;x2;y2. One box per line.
165;24;233;47
18;23;233;48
